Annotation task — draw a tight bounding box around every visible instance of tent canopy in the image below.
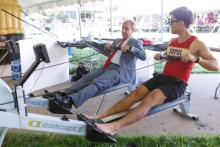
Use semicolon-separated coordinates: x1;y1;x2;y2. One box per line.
19;0;220;14
111;0;220;16
19;0;103;11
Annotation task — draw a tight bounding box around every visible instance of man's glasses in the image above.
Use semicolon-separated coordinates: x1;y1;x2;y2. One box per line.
170;20;179;25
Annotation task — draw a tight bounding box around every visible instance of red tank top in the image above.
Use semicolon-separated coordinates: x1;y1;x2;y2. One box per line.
163;35;197;83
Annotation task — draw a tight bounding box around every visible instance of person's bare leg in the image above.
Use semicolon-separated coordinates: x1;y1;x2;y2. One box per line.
96;88;166;135
89;85;149;119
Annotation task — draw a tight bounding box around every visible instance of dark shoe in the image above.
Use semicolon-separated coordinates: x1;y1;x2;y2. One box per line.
46;91;73;114
54;92;72;110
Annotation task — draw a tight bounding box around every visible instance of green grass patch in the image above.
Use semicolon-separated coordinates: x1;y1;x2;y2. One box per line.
154;61;220;74
3;131;220;147
69;47;106;74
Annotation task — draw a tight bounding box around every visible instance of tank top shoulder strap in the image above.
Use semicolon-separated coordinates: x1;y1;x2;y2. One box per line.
169;35;197;47
185;35;197;45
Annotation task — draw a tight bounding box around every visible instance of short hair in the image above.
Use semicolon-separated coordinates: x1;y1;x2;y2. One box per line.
169;6;193;28
123;19;136;31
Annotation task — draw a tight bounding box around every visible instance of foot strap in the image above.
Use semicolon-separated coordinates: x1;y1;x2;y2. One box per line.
77;114;104;124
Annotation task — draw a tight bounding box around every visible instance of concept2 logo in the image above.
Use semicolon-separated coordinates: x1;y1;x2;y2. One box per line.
28;120;84;133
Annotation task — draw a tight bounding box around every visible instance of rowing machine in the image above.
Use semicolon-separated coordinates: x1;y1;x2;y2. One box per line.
0;41;198;145
0;41;117;146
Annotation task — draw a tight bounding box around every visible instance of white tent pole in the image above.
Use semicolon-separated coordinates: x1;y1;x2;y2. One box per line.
110;0;112;37
160;0;163;41
78;0;82;38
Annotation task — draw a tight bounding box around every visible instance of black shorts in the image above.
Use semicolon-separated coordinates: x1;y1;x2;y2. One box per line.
142;74;187;102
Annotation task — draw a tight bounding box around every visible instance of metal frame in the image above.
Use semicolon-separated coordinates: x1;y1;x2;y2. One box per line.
214;83;220;99
0;85;87;145
0;82;198;145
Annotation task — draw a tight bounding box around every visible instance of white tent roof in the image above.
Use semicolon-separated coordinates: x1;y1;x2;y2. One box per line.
111;0;220;16
19;0;103;11
19;0;220;13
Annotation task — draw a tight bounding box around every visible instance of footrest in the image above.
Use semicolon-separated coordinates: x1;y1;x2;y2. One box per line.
77;113;117;143
48;99;73;114
44;90;73;114
77;113;104;124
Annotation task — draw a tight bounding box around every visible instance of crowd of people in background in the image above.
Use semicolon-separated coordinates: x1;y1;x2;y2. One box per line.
163;11;220;33
191;11;220;33
195;12;218;26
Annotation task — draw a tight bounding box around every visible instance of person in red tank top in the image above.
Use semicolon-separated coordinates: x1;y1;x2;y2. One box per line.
162;35;197;83
85;7;219;136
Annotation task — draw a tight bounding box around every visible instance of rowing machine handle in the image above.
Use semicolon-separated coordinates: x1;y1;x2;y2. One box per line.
160;55;182;61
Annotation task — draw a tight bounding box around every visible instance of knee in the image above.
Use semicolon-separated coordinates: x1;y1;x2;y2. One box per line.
142;95;154;104
90;81;104;91
142;89;165;106
130;85;149;97
92;78;110;90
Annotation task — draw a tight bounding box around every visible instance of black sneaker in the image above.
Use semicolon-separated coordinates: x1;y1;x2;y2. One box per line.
54;92;72;110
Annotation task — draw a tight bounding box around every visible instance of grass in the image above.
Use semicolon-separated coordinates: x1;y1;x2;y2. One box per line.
3;131;220;147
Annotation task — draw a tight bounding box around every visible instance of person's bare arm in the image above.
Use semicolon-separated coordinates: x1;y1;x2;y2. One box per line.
194;40;219;71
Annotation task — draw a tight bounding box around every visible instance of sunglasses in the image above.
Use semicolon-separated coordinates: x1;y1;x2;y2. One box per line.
170;20;179;25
